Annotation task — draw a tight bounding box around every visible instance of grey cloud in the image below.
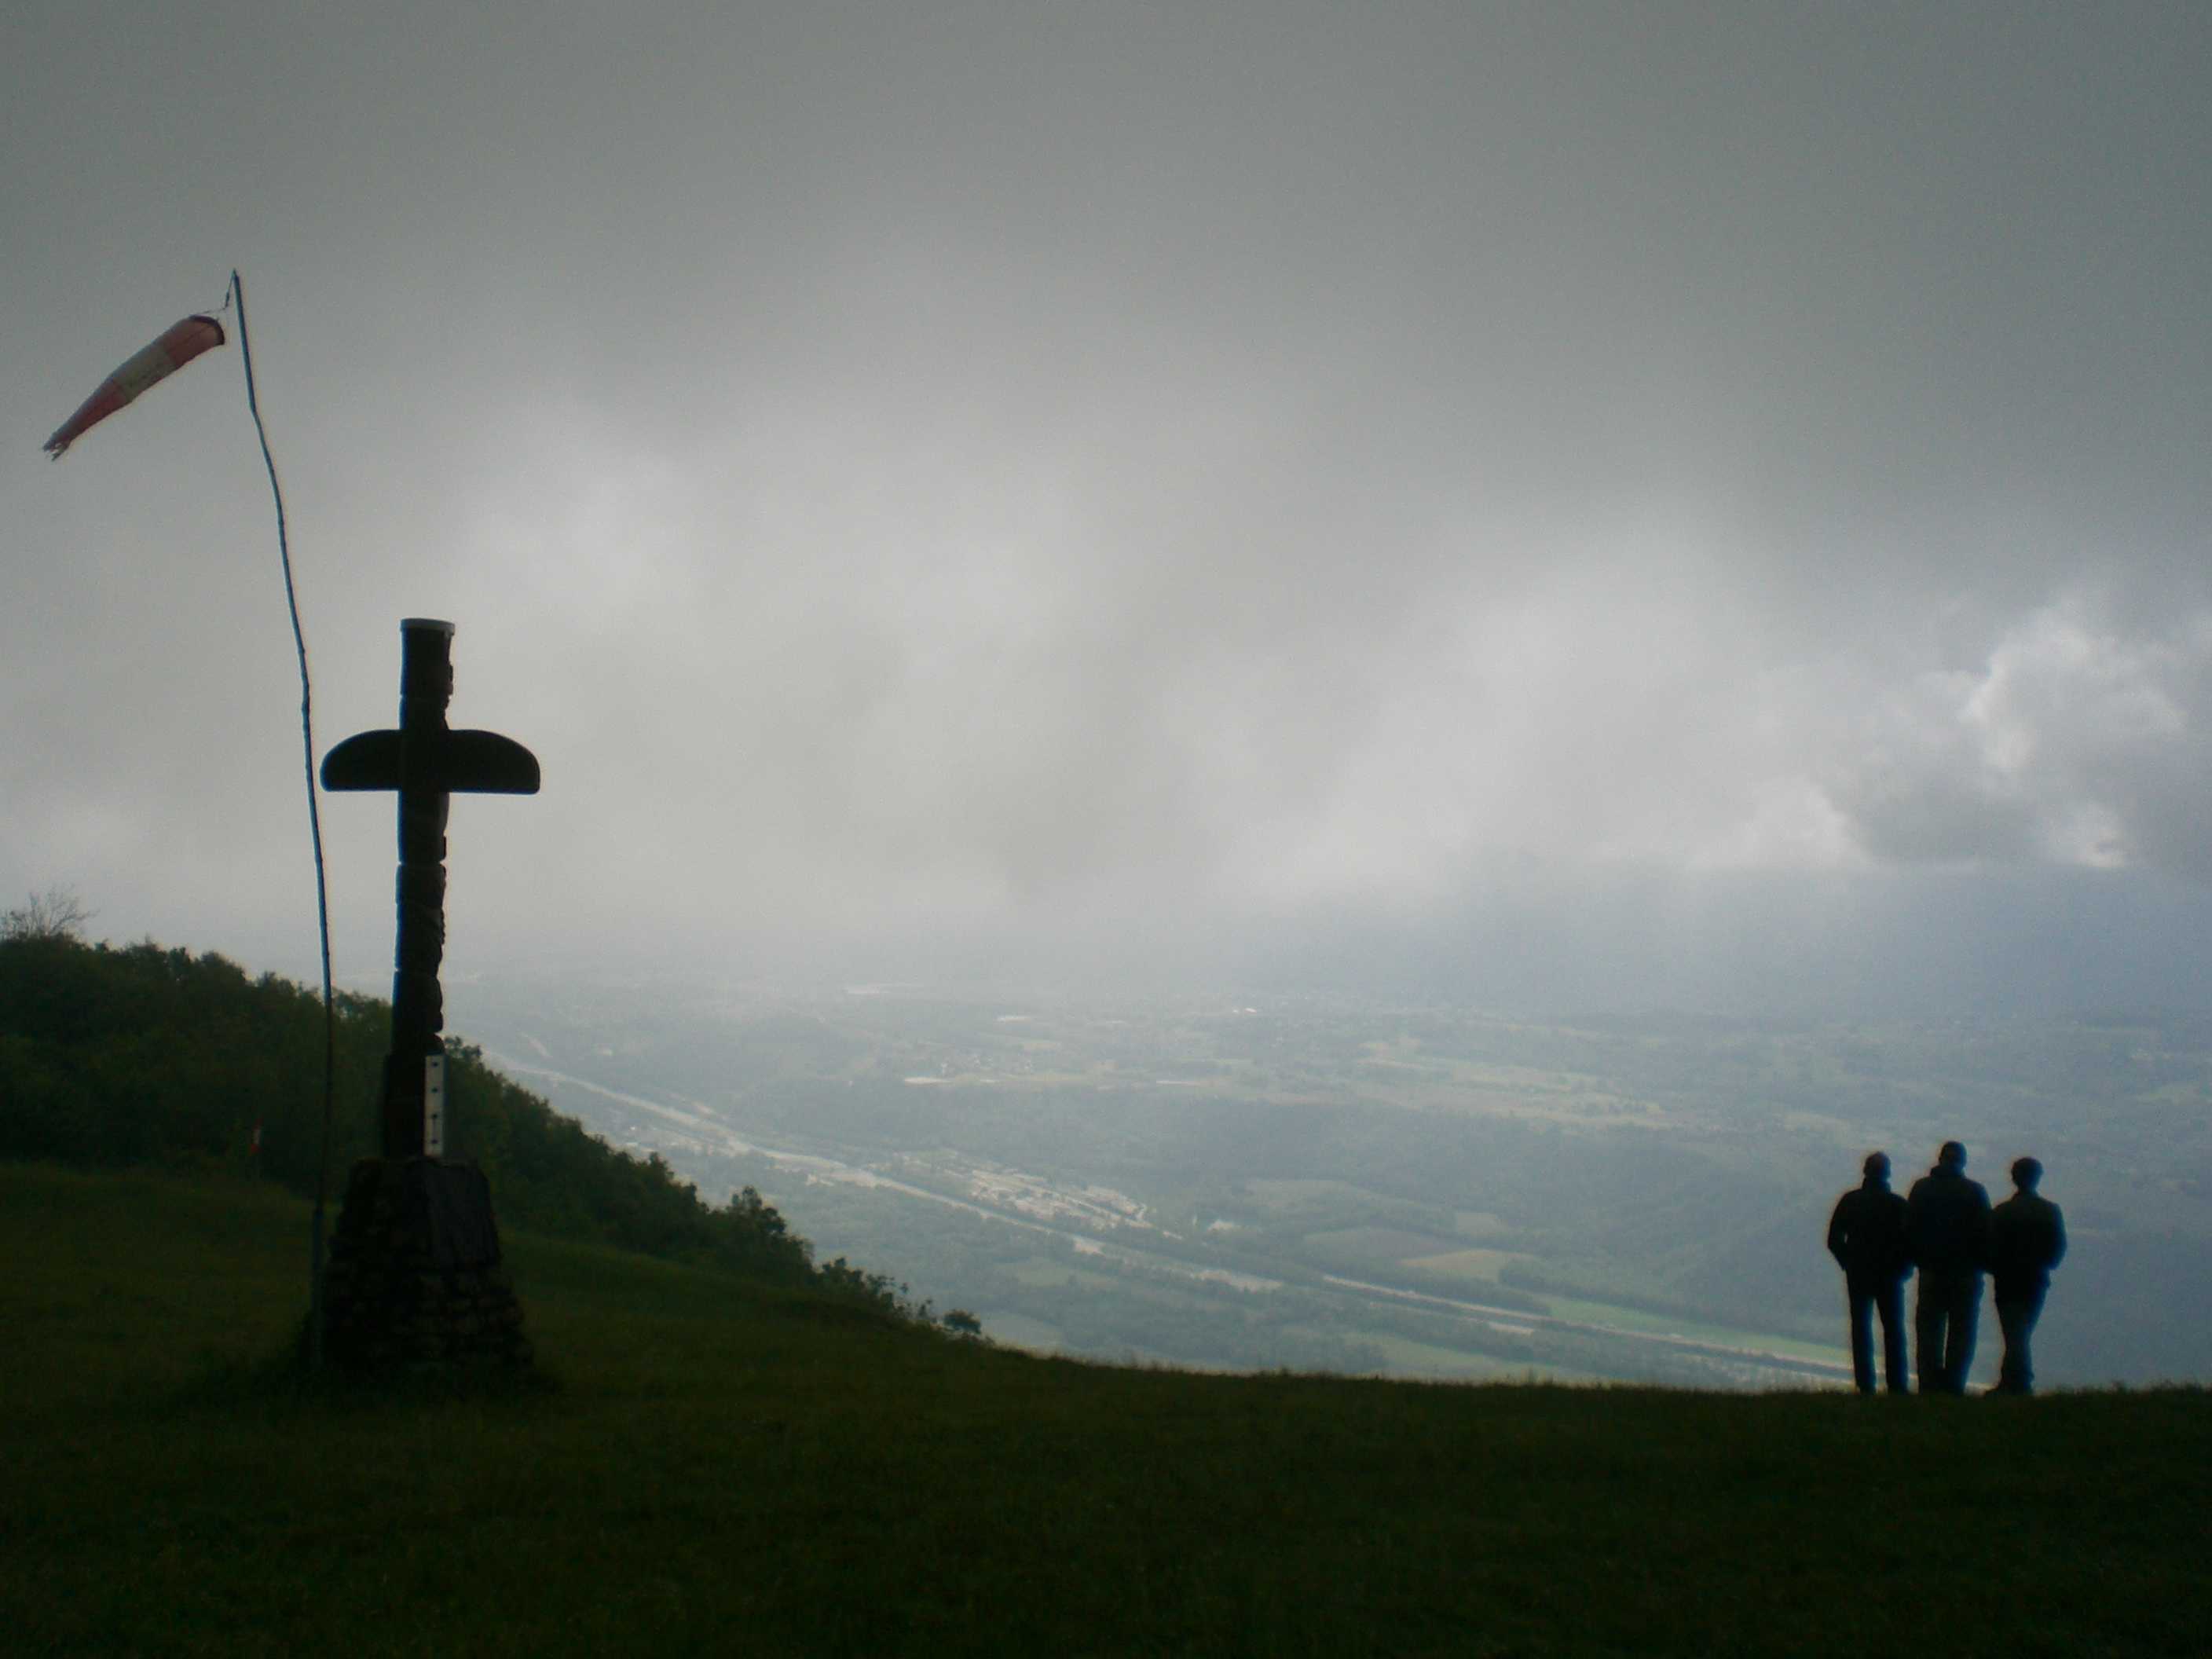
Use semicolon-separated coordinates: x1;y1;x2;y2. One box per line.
6;3;2212;1005
1829;595;2212;877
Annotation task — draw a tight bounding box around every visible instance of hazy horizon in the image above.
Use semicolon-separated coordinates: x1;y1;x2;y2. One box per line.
35;861;2212;1031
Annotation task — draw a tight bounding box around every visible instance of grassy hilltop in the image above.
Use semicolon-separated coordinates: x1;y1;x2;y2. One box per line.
5;1163;2207;1658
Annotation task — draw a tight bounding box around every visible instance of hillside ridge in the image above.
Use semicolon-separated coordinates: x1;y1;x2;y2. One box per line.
0;928;931;1319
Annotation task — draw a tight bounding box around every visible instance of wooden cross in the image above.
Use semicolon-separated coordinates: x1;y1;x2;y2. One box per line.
323;618;539;1159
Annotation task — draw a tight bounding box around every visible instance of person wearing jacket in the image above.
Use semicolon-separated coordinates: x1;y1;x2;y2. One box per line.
1905;1141;1991;1395
1988;1157;2067;1396
1827;1151;1913;1393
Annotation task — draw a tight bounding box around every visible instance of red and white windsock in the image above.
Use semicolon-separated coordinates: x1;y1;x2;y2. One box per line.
42;313;228;459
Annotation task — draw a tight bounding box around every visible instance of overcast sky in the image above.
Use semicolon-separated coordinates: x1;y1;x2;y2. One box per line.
7;2;2210;1009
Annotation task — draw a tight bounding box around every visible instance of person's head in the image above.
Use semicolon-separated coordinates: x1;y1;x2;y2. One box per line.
1862;1151;1890;1183
1937;1141;1967;1172
2012;1156;2042;1192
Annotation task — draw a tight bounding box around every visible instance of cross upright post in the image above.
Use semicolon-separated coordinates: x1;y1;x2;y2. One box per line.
387;616;455;1155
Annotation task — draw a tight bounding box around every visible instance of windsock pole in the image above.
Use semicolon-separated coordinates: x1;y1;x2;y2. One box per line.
231;270;338;1372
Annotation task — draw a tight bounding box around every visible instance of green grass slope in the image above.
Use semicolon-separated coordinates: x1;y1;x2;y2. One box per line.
5;1164;2207;1658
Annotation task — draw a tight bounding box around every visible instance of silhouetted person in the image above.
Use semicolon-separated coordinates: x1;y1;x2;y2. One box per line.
1906;1141;1990;1394
1988;1156;2067;1396
1827;1151;1913;1393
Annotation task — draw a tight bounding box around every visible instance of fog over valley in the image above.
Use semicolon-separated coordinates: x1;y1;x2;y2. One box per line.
443;969;2212;1388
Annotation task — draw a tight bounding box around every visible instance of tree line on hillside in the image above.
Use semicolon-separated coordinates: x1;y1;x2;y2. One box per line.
0;915;921;1315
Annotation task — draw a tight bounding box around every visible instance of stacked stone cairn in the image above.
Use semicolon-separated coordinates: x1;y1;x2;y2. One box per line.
321;1157;531;1371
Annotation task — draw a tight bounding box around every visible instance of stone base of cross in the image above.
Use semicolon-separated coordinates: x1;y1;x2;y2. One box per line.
320;1159;529;1370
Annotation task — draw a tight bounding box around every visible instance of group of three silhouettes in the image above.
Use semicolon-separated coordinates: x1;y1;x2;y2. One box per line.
1827;1142;2066;1396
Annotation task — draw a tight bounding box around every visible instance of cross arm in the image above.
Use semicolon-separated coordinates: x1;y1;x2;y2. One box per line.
321;729;541;794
